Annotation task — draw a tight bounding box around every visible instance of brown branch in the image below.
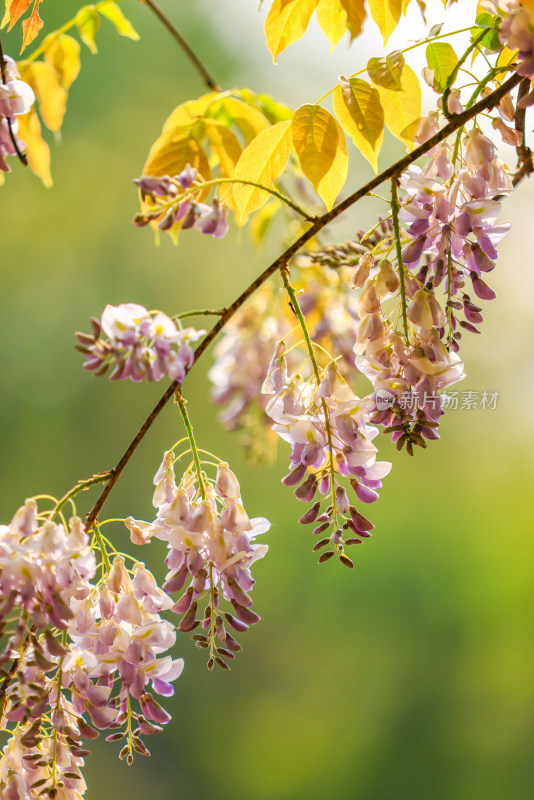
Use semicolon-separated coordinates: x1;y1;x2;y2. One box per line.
83;70;523;532
513;77;533;186
140;0;221;92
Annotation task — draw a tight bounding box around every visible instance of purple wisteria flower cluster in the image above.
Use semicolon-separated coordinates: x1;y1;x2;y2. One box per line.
133;165;229;238
0;499;185;798
209;270;360;462
126;455;269;670
0;55;34;173
76;303;205;383
262;343;391;565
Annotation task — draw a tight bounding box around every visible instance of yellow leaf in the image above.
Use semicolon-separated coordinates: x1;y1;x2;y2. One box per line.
232;120;292;222
495;46;518;84
339;0;366;40
316;0;347;51
20;0;42;52
162;94;219;134
204;120;242;177
249;198;282;245
143;126;211;182
76;6;100;54
17;108;52;186
43;34;81;90
332;77;384;172
520;0;534;19
377;64;422;149
264;0;319;61
368;0;403;45
316;129;347;209
98;2;140;40
291;104;347;208
219;97;271;143
19;61;67;133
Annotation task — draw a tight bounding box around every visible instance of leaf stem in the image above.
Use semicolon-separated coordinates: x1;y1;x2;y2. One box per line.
150;176;314;222
390;178;410;344
175;391;207;501
280;267;338;526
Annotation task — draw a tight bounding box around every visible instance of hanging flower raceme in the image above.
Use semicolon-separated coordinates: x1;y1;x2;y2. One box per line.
482;1;534;92
262;340;391;566
0;499;95;634
133;165;229;238
395;128;510;352
209;267;360;462
125;454;269;670
76;303;205;383
65;556;184;761
0;500;96;798
0;55;34;173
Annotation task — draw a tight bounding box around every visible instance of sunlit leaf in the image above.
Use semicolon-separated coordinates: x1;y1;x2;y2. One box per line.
20;0;42;51
143;124;211;183
161;93;219;134
291;104;347;208
19;61;67;133
232;120;292;221
43;34;81;90
98;2;140;41
264;0;319;61
7;0;31;29
254;93;294;124
426;41;457;92
17;108;52;186
76;6;100;54
368;0;403;45
332;77;384;172
219;97;271;143
316;0;347;50
339;0;366;40
204;120;242;177
377;64;422;149
368;50;405;90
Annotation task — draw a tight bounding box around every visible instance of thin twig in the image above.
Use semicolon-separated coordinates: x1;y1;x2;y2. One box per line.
83;71;523;532
140;0;221;91
390;178;410;344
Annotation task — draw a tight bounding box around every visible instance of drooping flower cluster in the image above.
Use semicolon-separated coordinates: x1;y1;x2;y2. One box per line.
0;55;34;173
76;303;205;383
0;499;96;633
209;269;360;461
66;556;184;758
482;2;534;89
0;498;186;795
125;454;269;669
134;165;229;238
262;341;391;565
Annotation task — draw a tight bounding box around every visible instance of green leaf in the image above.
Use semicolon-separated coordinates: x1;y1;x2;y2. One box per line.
471;13;501;52
76;6;100;54
426;41;458;92
332;77;384;172
368;50;405;91
291;104;348;209
98;3;140;41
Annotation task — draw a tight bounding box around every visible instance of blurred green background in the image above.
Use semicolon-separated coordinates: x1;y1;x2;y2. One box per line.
1;1;533;798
